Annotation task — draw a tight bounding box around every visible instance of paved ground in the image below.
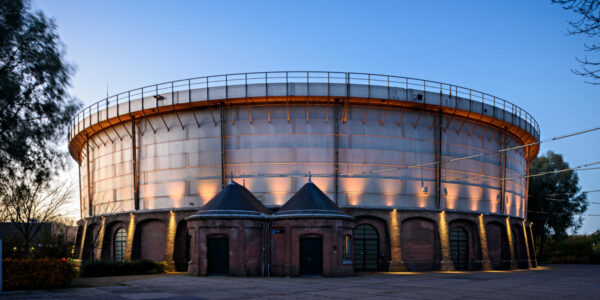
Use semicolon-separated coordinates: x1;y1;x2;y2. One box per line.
2;265;599;299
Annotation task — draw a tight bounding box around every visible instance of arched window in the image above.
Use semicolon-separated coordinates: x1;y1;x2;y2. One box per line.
343;235;352;260
114;228;127;262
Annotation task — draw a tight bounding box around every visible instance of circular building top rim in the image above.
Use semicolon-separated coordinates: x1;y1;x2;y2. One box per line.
68;71;540;159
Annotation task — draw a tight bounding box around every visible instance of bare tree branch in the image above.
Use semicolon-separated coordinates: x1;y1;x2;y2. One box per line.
553;0;600;83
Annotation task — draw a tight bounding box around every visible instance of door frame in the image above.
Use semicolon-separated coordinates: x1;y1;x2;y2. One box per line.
353;223;380;271
206;234;229;276
299;235;323;276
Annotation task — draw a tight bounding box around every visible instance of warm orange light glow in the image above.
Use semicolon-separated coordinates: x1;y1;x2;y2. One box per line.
347;192;361;206
522;220;532;268
125;213;135;262
478;214;492;270
95;216;106;259
467;186;481;211
505;194;512;215
505;217;516;268
165;211;177;262
266;177;291;205
168;181;186;208
78;220;88;260
142;184;155;209
438;211;454;271
196;180;219;205
380;179;401;206
444;184;459;210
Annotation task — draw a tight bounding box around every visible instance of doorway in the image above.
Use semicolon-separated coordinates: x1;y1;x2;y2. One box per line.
207;236;229;275
300;236;323;276
353;224;379;271
450;227;469;270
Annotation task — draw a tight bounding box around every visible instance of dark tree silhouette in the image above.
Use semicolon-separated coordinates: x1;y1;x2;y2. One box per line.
0;0;81;185
552;0;600;83
528;151;588;261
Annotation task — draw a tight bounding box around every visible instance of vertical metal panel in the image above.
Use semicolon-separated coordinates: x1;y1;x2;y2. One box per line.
86;136;92;217
133;117;139;210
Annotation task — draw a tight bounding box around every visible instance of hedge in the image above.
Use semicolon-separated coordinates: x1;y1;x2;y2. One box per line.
2;258;76;290
79;260;166;277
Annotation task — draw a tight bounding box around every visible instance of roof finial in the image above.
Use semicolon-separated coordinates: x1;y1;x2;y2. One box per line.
230;172;234;184
243;178;246;187
308;171;312;183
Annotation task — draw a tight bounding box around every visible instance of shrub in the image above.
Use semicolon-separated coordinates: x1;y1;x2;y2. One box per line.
2;258;76;290
79;260;166;277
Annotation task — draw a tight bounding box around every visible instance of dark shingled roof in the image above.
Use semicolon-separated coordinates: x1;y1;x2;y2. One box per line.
189;181;271;218
274;181;351;218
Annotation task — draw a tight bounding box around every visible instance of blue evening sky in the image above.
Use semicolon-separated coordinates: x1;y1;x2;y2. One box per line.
33;0;600;233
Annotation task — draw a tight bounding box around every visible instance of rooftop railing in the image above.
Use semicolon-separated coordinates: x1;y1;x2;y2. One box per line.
68;71;540;142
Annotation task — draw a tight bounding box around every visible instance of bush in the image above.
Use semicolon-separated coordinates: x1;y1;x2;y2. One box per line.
79;260;166;277
545;230;600;264
2;258;76;290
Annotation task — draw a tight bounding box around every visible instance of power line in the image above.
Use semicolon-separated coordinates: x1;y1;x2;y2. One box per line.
546;189;600;197
340;125;600;177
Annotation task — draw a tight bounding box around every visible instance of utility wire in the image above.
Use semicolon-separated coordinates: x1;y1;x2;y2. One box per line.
546;189;600;197
340;125;600;177
226;126;600;181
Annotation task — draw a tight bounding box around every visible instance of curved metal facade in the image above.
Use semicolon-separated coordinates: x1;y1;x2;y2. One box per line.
69;72;538;220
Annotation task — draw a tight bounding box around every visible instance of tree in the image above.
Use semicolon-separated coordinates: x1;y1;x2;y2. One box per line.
528;151;588;261
552;0;600;83
0;0;81;185
0;176;74;257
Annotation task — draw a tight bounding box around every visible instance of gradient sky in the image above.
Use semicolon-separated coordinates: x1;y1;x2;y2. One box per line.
32;0;600;233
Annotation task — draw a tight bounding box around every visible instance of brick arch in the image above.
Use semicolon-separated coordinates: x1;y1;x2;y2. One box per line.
81;223;98;261
449;219;482;270
485;221;510;269
132;218;166;262
74;225;84;259
401;217;441;271
100;221;127;260
353;215;390;271
511;223;528;268
174;219;190;272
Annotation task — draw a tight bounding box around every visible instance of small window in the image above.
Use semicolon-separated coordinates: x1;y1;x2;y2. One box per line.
343;235;352;260
114;228;127;262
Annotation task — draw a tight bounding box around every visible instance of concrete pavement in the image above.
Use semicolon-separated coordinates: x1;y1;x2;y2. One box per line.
1;265;598;299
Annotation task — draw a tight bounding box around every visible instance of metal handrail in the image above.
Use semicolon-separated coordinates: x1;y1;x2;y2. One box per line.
68;71;540;142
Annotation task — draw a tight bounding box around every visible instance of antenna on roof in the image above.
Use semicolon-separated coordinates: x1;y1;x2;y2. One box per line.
308;171;312;183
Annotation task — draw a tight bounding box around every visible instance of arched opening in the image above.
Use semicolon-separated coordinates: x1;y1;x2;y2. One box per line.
113;228;127;262
300;235;323;276
353;224;379;271
81;223;97;261
100;221;126;260
401;217;440;271
173;220;190;272
449;227;469;270
207;235;229;276
486;222;510;269
449;219;481;270
74;225;84;258
132;219;166;262
526;224;537;267
512;224;528;268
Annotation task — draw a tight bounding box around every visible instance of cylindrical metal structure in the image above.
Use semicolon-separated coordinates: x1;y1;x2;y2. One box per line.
70;72;539;271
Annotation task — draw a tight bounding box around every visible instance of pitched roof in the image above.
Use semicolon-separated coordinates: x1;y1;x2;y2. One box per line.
189;181;271;219
274;181;352;219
